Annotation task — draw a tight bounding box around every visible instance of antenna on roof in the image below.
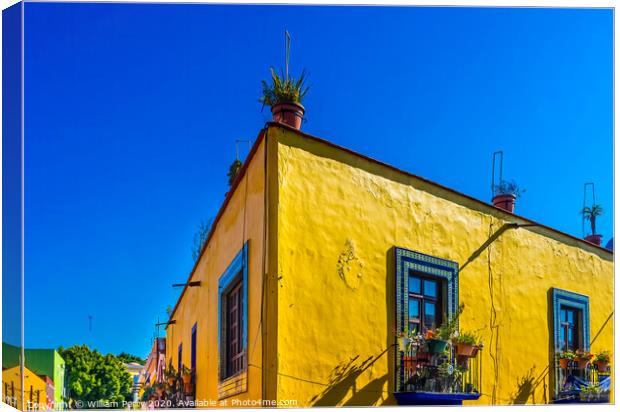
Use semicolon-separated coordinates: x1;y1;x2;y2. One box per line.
491;151;504;199
285;30;291;81
235;139;250;161
582;182;595;238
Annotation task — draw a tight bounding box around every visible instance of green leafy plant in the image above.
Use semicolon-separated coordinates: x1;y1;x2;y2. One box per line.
558;350;576;360
435;303;465;341
260;67;309;108
453;330;479;346
493;180;525;198
594;350;610;363
227;159;243;187
581;204;604;236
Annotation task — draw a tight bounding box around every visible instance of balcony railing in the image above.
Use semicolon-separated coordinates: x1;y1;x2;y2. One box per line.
553;359;610;403
394;339;482;405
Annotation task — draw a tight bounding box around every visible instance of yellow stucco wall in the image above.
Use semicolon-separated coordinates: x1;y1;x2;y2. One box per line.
2;366;49;410
165;138;266;406
270;126;614;406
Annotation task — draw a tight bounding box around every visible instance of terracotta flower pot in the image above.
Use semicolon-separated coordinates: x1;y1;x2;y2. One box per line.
576;358;590;369
271;102;305;130
559;358;571;369
492;193;516;213
585;234;603;246
596;361;609;373
182;374;191;384
456;343;476;357
167;376;174;385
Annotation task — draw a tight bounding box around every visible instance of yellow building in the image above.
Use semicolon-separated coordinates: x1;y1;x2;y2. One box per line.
165;123;613;406
2;365;54;410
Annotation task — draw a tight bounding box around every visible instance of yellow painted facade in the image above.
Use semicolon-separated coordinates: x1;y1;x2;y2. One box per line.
166;124;613;407
2;366;51;410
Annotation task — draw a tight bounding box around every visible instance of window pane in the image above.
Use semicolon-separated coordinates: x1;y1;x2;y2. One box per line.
424;302;436;328
423;280;437;298
559;327;566;350
567;310;574;324
408;298;420;319
561;308;567;322
409;276;421;294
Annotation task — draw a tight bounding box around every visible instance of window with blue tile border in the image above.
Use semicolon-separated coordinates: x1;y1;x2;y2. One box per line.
394;247;459;392
551;288;590;352
217;241;249;382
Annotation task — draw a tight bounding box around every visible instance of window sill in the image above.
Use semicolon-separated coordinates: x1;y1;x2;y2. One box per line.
218;370;248;400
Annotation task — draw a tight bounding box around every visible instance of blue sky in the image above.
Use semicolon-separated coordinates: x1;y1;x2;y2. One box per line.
23;4;612;358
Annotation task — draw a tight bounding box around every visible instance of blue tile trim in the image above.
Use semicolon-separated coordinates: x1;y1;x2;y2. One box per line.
217;241;249;381
394;247;459;391
551;288;590;352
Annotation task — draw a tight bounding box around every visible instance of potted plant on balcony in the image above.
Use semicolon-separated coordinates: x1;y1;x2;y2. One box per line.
557;350;576;369
427;303;465;354
593;350;610;373
260;67;309;130
165;364;176;385
181;365;192;385
492;180;524;213
452;331;480;357
580;383;602;402
575;350;594;369
581;204;604;246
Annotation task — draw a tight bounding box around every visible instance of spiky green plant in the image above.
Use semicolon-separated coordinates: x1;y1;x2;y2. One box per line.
581;204;604;236
260;67;309;108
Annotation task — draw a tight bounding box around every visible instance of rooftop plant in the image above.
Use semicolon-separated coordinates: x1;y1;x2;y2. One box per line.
260;67;309;108
581;204;604;236
493;179;525;198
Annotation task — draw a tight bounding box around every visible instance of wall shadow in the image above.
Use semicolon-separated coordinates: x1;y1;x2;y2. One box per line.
310;349;388;406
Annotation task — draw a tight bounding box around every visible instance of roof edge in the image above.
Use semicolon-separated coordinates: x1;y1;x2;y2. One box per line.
269;122;612;257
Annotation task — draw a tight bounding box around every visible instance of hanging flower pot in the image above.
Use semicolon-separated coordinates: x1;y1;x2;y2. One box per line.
559;358;571;369
456;343;477;357
182;373;192;385
596;360;609;373
426;339;449;354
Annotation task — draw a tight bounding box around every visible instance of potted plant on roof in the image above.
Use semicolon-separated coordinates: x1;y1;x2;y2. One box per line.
557;350;576;369
260;67;309;130
581;204;604;246
593;350;610;373
492;180;524;213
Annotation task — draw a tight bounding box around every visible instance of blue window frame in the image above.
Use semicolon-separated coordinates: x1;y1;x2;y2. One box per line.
177;343;182;371
218;241;249;381
395;247;459;392
551;288;590;352
191;323;197;371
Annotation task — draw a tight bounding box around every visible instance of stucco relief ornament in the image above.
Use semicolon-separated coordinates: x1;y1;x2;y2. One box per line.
337;239;364;290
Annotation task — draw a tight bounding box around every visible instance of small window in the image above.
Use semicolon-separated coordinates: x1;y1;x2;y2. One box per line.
408;273;444;333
